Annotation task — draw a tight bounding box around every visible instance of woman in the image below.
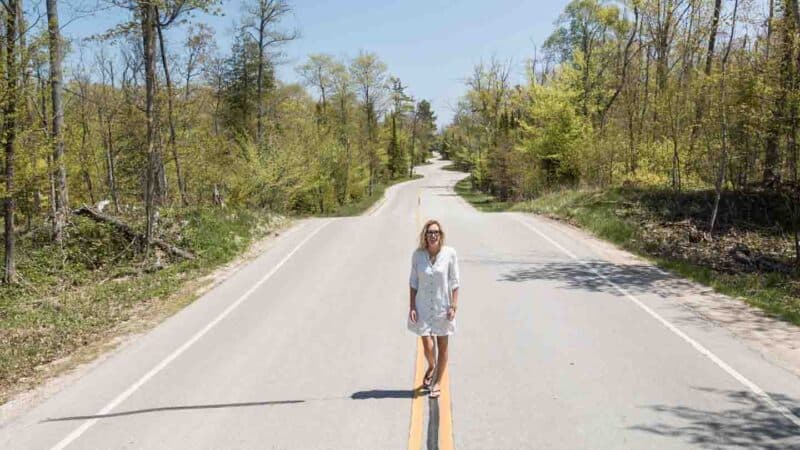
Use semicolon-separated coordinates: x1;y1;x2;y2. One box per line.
408;219;460;399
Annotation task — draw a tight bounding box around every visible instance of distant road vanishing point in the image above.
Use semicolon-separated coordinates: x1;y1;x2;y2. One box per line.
2;157;800;449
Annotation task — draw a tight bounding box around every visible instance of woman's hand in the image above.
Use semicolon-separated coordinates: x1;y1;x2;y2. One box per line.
409;308;418;324
447;305;457;321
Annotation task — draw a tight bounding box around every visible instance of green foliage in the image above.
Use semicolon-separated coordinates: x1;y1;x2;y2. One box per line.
445;0;800;229
0;207;279;400
454;177;512;212
516;80;588;191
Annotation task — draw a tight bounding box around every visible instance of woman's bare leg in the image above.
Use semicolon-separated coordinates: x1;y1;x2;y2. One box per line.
421;336;436;385
431;336;449;393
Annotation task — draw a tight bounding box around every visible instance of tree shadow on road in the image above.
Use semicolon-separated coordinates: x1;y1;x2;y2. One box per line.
630;387;800;449
496;259;800;348
498;260;687;298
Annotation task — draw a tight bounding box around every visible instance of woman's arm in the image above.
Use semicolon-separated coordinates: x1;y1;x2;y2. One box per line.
409;252;419;323
448;249;460;320
448;287;459;320
409;287;418;323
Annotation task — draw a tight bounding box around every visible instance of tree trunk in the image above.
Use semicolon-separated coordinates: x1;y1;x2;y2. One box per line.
99;64;120;213
365;91;375;196
76;78;97;206
710;0;739;233
794;209;800;271
705;0;723;76
409;113;418;177
141;1;158;250
655;0;673;93
47;0;69;242
256;15;266;148
156;20;187;206
74;206;195;259
600;7;638;126
104;122;120;213
672;137;681;191
3;0;19;283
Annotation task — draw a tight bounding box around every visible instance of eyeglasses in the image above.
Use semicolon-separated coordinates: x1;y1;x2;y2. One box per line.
426;230;441;236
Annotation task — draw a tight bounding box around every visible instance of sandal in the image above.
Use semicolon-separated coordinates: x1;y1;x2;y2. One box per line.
428;386;441;399
422;368;434;389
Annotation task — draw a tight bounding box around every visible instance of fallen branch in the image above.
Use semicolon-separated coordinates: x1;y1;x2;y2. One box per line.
73;205;196;260
729;244;791;274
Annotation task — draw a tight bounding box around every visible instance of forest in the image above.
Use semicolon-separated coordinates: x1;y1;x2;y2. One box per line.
445;0;799;262
0;0;436;398
444;0;800;323
0;0;437;283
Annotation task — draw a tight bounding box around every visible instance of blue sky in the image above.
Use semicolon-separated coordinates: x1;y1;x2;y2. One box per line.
63;0;570;126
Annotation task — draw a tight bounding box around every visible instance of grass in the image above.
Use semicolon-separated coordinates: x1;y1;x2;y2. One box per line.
454;177;800;326
0;207;285;403
441;162;468;172
454;178;513;212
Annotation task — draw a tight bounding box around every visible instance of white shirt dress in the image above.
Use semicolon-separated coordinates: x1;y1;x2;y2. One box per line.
407;246;461;336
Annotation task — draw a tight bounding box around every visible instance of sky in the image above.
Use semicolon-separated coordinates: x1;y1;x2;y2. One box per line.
62;0;571;126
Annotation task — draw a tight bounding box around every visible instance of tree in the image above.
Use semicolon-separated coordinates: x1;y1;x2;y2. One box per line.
140;0;159;248
544;0;624;120
183;23;215;101
2;0;20;283
386;77;412;178
409;99;436;176
47;0;69;242
94;46;122;213
222;29;261;136
244;0;296;148
349;51;387;194
297;53;336;122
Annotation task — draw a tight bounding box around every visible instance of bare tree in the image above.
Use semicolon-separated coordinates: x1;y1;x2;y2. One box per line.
140;0;158;248
244;0;296;148
297;53;335;120
710;0;740;233
349;51;387;194
95;47;122;213
154;0;208;206
47;0;69;242
183;24;214;101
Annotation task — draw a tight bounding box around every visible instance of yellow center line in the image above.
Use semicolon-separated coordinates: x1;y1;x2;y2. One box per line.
408;191;425;449
407;339;426;450
439;367;454;449
408;190;455;449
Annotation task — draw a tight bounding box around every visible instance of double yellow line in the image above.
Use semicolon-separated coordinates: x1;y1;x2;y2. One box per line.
408;192;454;450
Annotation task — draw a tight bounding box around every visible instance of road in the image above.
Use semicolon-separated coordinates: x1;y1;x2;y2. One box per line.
2;157;800;449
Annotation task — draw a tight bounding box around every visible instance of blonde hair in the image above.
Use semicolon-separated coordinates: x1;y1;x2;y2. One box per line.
418;219;446;250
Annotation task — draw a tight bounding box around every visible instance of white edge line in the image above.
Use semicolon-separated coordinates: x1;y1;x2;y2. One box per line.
50;219;333;450
511;214;800;429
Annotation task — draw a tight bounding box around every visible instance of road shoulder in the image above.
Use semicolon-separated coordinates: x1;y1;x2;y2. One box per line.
516;212;800;378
